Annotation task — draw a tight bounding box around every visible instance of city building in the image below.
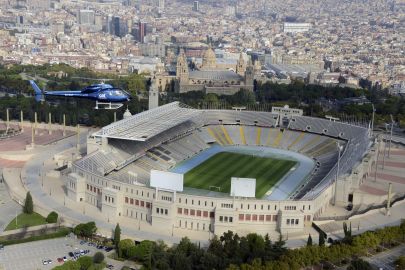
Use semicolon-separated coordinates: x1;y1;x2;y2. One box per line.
138;21;146;43
283;22;311;33
78;10;95;25
193;1;199;12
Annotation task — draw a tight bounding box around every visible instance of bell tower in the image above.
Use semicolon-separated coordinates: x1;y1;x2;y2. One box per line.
244;59;254;88
236;52;246;76
176;49;189;84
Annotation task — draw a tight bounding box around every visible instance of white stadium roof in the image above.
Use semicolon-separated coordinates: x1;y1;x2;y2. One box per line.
95;102;201;141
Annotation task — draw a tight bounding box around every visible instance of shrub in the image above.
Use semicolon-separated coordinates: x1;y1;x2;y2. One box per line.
46;211;58;223
77;255;92;270
93;251;104;264
0;227;71;246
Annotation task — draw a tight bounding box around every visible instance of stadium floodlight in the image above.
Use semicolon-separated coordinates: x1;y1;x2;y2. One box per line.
232;106;246;111
325;115;340;122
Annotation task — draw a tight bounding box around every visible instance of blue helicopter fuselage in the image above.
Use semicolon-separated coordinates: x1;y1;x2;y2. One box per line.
30;81;131;103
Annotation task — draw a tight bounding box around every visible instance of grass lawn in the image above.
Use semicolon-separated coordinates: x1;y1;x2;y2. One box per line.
5;212;47;231
184;152;296;198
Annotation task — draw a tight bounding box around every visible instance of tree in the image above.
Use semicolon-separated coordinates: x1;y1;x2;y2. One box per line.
93;252;104;264
307;234;313;246
347;258;372;270
73;222;97;237
204;93;219;104
77;256;92;270
23;191;33;214
118;239;135;258
46;211;58;223
319;232;326;246
114;223;121;250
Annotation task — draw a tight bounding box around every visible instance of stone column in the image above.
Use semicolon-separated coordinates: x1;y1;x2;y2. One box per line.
20;110;24;132
34;112;38;134
76;124;80;150
48;112;52;135
63;114;66;136
6;108;10;133
31;123;35;147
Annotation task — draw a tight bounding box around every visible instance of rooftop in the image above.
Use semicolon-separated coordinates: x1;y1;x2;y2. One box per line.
94;102;201;141
189;70;242;81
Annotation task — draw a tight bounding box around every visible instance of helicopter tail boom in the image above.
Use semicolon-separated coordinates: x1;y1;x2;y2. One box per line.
29;80;44;102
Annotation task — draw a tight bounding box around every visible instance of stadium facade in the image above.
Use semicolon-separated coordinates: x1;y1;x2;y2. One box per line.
65;103;374;238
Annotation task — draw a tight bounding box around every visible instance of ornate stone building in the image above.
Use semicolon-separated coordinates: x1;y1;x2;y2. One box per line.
154;48;256;95
174;48;255;95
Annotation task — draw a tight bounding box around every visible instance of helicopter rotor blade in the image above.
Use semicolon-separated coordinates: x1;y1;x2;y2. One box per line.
71;76;115;81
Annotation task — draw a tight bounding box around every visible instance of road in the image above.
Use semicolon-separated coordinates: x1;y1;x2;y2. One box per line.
365;244;405;270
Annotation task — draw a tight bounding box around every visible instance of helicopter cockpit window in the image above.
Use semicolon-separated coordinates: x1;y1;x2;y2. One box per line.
112;90;123;96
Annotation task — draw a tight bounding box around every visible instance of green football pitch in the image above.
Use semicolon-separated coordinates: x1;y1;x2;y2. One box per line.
183;152;296;198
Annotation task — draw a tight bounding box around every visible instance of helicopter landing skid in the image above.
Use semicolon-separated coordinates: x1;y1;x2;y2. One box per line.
95;101;123;110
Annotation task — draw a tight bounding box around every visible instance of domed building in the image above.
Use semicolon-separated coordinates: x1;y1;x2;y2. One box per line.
173;48;255;95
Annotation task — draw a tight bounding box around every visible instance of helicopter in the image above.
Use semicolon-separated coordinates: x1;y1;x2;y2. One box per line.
29;80;131;109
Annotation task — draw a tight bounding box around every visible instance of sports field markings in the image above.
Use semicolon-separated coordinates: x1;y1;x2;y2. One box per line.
184;151;296;198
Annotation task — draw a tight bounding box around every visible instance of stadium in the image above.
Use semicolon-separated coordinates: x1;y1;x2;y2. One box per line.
66;102;374;238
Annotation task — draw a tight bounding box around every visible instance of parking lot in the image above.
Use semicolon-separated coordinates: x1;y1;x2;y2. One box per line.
0;236;129;270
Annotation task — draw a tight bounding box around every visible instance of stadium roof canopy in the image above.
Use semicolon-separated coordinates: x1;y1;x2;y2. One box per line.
94;102;201;141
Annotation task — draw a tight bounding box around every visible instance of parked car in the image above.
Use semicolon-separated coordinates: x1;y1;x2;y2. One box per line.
57;258;64;263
